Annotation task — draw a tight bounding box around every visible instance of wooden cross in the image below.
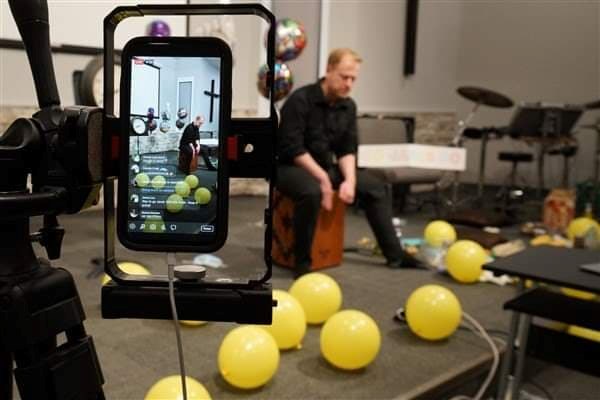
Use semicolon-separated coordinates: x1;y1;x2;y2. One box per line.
203;79;220;123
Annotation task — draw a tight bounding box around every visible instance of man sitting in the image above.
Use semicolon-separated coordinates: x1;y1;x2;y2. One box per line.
178;115;203;174
276;48;425;277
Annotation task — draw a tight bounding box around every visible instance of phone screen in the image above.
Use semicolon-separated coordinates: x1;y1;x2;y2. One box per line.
118;38;231;252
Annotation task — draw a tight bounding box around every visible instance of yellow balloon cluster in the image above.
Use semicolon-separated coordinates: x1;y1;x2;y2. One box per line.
405;285;462;340
218;326;279;389
424;220;457;247
289;273;342;324
102;261;151;285
320;309;381;370
145;375;211;400
261;290;306;350
445;240;488;283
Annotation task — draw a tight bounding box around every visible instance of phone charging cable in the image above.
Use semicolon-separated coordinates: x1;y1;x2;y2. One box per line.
167;252;188;400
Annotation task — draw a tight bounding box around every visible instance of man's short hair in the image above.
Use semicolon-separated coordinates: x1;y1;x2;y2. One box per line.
327;48;362;68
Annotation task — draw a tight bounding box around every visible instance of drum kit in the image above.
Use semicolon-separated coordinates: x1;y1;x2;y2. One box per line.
447;85;599;222
449;85;514;210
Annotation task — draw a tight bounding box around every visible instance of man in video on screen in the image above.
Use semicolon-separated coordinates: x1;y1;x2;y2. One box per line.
178;114;204;174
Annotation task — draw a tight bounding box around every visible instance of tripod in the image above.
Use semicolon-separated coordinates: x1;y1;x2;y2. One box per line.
0;0;104;398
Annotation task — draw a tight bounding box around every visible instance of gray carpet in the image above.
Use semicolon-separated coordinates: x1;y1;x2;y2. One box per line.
12;196;597;399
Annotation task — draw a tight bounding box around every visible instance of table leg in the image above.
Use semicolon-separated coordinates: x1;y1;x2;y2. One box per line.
510;313;532;400
496;309;521;400
496;280;526;400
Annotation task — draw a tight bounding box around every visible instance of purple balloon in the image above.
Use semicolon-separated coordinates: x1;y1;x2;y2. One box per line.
148;20;171;37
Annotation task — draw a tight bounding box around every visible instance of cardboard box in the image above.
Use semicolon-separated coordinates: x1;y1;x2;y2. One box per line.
543;189;575;233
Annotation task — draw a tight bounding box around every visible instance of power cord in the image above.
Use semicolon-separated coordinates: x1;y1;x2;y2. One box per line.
457;312;501;400
167;253;188;400
394;308;500;400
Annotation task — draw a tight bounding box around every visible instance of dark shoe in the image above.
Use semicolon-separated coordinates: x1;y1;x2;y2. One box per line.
387;253;428;270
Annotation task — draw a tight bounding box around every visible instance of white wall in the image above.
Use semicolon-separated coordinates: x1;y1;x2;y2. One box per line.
3;1;599;188
326;0;600;188
0;0;266;115
328;0;462;113
455;1;599;187
0;0;186;107
272;0;321;91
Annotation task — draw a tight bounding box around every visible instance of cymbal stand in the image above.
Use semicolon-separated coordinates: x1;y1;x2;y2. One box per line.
449;102;481;210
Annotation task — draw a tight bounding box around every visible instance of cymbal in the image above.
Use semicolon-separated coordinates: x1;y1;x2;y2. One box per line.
585;99;600;109
457;86;514;108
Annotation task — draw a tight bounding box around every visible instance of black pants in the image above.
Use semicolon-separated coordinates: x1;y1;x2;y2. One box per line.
276;164;404;270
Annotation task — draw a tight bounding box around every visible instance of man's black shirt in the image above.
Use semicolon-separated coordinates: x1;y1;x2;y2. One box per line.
179;122;199;151
277;80;358;170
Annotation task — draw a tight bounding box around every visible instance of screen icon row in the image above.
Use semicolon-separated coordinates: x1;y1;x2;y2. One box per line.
128;222;178;231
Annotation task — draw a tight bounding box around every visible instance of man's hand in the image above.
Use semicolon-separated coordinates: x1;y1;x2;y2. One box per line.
319;176;334;211
338;180;355;204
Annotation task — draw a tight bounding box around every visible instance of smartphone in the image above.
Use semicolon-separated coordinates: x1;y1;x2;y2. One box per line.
117;36;232;253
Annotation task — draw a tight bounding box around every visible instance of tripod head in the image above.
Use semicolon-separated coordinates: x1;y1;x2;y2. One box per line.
0;0;103;260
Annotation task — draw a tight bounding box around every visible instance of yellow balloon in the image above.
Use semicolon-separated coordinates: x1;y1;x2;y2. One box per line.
175;181;191;197
194;187;212;205
405;285;462;340
102;261;151;285
560;287;597;300
180;320;207;327
567;217;598;240
145;375;211;400
218;326;279;389
151;175;166;189
289;272;342;324
185;174;200;189
166;193;185;213
567;325;600;342
135;173;150;187
261;290;306;350
445;240;488;283
320;309;381;370
424;220;457;247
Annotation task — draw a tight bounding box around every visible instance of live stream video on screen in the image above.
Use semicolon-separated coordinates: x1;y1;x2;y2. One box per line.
126;56;222;237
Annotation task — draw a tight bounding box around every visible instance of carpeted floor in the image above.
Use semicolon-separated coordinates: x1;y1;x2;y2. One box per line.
12;194;599;399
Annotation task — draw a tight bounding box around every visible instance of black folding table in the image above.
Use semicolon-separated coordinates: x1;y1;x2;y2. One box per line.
484;246;600;399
